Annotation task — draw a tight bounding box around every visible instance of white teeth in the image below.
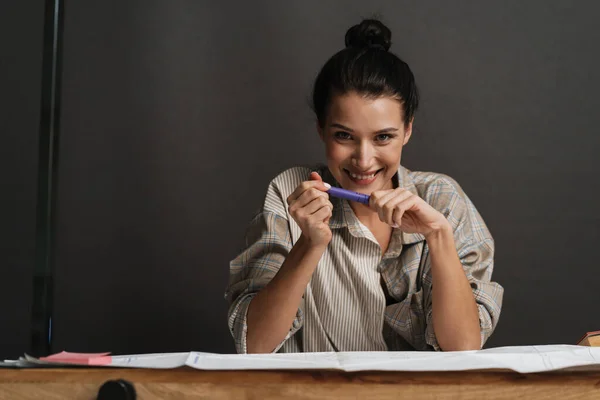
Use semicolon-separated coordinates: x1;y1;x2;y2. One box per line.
349;171;376;180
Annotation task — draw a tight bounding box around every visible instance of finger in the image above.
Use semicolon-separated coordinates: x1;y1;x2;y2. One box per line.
304;196;334;216
391;196;419;227
287;178;330;205
381;190;413;226
311;204;333;223
290;187;329;213
368;188;395;208
287;182;316;205
310;171;331;192
374;188;405;220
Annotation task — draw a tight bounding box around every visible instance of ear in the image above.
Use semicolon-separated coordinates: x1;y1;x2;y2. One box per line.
317;121;325;142
402;119;414;146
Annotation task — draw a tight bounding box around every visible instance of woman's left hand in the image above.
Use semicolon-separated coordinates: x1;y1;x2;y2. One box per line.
369;188;451;238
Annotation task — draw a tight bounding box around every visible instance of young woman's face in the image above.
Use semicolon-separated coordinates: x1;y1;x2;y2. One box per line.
319;91;412;195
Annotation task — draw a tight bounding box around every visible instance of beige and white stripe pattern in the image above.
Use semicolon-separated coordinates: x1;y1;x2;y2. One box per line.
225;165;503;353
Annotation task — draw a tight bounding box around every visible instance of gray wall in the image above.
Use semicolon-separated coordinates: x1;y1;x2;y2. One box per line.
5;1;598;355
0;1;44;359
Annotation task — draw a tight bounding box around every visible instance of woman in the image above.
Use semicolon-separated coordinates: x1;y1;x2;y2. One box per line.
225;19;503;354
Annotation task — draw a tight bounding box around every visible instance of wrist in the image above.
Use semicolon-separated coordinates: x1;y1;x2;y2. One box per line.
424;220;453;243
298;234;329;253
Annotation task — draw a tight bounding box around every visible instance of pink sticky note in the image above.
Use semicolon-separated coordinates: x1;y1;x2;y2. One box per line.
40;351;112;365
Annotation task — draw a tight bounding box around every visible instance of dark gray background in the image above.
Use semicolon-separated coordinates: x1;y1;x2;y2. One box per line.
2;1;599;357
1;0;44;359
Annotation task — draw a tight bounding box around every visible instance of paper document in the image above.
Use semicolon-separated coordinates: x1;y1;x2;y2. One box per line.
110;353;190;369
14;345;600;373
184;345;600;373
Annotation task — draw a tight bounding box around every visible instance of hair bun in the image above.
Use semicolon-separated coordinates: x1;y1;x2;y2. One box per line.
344;19;392;51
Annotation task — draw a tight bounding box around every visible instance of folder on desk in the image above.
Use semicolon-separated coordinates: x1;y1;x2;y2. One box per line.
577;331;600;347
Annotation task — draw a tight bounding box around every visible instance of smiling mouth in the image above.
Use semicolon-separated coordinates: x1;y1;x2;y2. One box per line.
343;168;384;182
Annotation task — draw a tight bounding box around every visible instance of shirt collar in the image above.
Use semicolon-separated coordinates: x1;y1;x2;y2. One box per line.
320;165;425;246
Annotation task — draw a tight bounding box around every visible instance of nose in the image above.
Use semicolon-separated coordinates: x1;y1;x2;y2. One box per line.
351;141;374;170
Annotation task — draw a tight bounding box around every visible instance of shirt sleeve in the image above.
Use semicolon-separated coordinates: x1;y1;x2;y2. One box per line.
224;183;304;354
383;176;504;351
422;177;504;351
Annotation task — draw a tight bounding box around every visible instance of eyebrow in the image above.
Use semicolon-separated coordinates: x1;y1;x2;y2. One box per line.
329;123;399;134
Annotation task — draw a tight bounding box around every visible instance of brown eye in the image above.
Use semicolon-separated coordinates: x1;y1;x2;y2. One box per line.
334;131;351;140
375;134;392;142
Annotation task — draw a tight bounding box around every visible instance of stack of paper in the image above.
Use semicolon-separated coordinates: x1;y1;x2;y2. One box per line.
3;345;600;373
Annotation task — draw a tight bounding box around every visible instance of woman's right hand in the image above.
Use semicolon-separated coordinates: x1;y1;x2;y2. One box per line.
286;172;334;248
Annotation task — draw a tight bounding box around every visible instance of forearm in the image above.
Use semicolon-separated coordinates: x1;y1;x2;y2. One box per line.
427;225;481;351
246;235;326;353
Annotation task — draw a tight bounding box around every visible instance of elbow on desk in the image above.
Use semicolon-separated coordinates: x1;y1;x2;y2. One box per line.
442;344;481;352
246;339;277;354
246;346;275;354
439;341;481;352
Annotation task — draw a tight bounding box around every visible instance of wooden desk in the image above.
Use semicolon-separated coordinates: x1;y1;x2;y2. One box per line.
0;368;599;399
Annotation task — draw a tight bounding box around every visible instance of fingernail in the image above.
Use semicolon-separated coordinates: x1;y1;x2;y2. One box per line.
323;182;331;189
392;223;399;228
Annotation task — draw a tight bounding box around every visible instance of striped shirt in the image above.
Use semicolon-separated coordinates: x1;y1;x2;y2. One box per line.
225;165;503;353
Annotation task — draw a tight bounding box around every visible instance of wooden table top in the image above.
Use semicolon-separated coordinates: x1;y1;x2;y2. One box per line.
1;367;599;399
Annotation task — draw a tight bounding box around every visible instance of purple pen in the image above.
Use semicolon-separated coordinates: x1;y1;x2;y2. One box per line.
327;186;370;205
